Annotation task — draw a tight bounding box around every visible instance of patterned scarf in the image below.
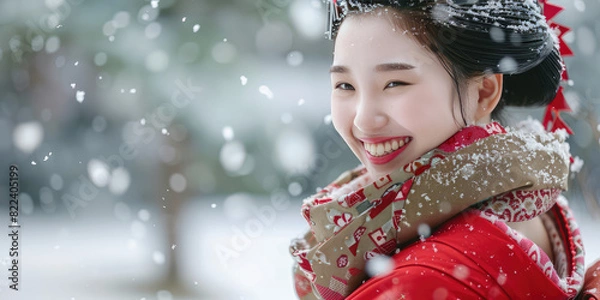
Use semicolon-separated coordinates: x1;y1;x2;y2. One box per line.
290;122;571;300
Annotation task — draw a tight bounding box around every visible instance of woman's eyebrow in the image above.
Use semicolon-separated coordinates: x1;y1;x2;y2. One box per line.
329;63;415;74
329;65;349;74
375;62;415;72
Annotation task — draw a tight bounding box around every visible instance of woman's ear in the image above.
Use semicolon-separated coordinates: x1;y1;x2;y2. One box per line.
474;74;503;122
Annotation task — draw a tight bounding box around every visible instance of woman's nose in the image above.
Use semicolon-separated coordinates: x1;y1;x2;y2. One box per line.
353;95;388;133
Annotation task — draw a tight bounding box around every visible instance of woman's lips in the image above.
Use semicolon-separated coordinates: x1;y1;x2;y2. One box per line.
361;137;411;165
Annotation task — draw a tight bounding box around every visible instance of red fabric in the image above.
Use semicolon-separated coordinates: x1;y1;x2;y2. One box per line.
550;22;574;56
543;87;574;134
543;1;564;21
577;260;600;300
347;211;569;300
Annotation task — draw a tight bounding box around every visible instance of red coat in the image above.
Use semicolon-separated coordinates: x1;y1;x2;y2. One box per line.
347;204;587;299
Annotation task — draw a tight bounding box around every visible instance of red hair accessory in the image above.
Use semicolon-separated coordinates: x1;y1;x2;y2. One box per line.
541;0;574;135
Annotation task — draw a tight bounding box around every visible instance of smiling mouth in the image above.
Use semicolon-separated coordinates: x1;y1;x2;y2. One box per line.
362;137;412;165
363;137;411;157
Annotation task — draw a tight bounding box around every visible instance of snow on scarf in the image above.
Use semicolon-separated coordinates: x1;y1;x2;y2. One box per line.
290;122;572;300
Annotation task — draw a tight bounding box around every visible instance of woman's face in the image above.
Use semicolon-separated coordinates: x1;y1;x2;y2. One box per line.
331;12;478;180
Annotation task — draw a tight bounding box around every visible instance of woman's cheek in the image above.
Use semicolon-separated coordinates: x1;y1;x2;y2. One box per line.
331;101;349;135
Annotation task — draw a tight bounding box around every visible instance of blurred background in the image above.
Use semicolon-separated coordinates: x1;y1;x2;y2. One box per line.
0;0;598;299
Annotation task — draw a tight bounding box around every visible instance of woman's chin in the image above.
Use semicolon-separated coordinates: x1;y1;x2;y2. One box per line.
365;165;396;180
363;156;412;180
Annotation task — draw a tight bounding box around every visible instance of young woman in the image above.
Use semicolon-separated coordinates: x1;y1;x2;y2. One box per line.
290;0;590;299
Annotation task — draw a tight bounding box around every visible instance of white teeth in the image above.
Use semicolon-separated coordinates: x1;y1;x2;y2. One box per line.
364;138;410;157
376;144;384;156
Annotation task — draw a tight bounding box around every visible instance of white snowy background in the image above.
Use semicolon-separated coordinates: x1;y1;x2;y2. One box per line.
0;0;599;299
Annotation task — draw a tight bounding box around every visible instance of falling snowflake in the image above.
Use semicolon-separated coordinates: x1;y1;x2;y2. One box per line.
287;51;304;66
109;167;130;195
88;159;110;187
288;182;303;196
574;0;585;12
153;251;165;264
259;85;274;99
220;141;246;173
571;156;584;173
498;57;518;73
240;75;248;86
222;126;234;141
490;27;505;43
13;121;44;154
453;264;470;280
138;209;150;221
418;223;431;238
365;255;394;277
169;173;187;193
76;91;85;103
182;17;187;22
497;272;508;285
193;24;200;32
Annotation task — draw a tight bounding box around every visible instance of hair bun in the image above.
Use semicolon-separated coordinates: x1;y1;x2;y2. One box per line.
431;0;562;107
501;47;562;107
433;0;556;75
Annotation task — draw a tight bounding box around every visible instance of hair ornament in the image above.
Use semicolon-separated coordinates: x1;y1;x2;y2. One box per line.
540;0;574;134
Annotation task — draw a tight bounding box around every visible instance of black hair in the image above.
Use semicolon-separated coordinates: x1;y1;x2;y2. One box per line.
329;0;562;124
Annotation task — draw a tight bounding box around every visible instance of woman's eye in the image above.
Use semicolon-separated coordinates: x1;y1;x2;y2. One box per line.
335;83;355;91
385;81;409;89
